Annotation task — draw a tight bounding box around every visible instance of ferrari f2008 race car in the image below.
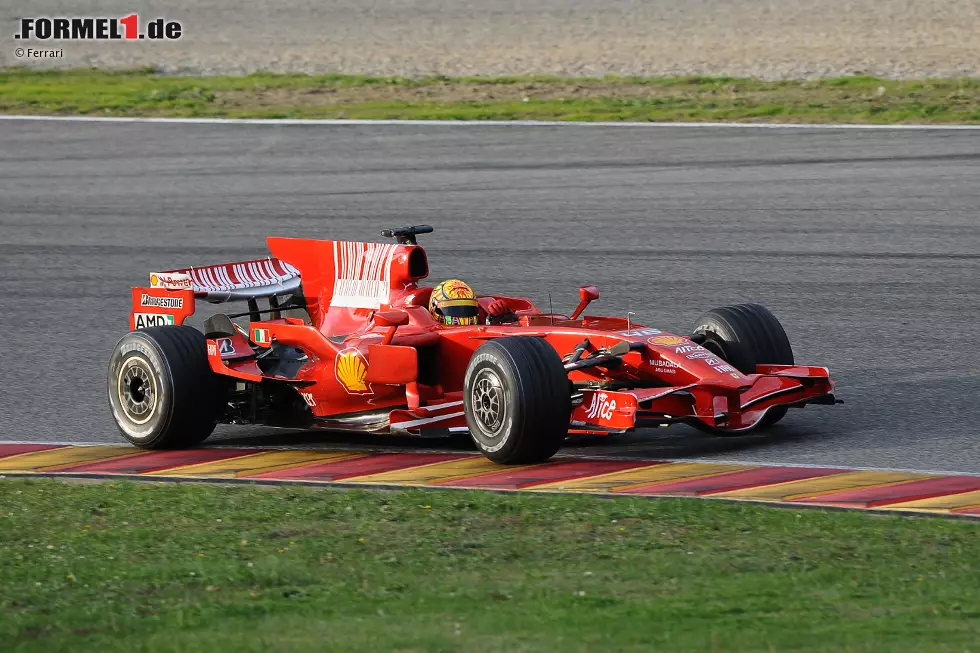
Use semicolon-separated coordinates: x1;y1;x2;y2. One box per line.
108;225;838;464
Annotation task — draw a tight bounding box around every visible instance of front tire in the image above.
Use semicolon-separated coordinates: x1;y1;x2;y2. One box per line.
692;303;794;428
464;337;571;464
107;326;221;448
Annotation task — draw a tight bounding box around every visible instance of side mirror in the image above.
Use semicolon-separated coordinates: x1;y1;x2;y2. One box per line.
570;285;600;320
579;285;600;302
375;310;409;344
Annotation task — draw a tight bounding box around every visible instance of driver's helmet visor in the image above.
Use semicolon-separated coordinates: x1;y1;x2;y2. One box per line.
437;300;479;325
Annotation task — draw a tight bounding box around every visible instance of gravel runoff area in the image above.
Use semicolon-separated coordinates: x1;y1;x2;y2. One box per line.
3;0;980;79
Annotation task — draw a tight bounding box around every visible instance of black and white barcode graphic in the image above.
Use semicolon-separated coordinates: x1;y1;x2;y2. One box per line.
331;241;396;309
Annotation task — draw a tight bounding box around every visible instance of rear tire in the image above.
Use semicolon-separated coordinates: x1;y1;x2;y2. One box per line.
107;326;221;448
692;303;794;428
464;337;571;464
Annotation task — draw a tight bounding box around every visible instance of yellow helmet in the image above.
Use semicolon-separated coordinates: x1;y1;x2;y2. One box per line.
429;279;479;326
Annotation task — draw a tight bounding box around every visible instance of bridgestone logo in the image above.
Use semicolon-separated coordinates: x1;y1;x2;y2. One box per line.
140;294;183;309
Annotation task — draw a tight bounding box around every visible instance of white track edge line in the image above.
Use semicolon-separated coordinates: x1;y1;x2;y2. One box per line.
3;440;980;478
2;115;980;130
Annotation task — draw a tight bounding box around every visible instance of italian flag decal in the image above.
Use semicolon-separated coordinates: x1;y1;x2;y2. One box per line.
252;327;271;345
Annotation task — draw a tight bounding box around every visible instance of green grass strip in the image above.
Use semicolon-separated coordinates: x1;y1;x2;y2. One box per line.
2;478;979;652
2;68;980;123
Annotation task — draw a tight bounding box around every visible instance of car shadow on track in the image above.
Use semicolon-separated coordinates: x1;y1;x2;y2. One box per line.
559;426;818;460
207;423;815;462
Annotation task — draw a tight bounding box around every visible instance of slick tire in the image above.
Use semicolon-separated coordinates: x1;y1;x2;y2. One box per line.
107;326;221;448
464;336;571;464
691;303;794;428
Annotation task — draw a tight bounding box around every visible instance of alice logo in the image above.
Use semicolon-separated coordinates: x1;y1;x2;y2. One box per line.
335;349;371;394
585;392;616;421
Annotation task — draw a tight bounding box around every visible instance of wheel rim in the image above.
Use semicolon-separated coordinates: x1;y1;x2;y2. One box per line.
117;356;157;425
471;368;504;436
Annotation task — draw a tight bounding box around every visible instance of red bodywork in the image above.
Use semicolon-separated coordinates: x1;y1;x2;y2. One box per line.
129;236;835;436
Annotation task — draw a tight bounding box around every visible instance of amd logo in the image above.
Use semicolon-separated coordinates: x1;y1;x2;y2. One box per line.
134;313;175;329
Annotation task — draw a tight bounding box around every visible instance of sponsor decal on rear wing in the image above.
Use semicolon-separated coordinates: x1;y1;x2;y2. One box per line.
129;287;194;331
149;271;192;290
133;313;175;329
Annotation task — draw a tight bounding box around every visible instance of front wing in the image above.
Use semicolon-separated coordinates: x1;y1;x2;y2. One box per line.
571;365;836;433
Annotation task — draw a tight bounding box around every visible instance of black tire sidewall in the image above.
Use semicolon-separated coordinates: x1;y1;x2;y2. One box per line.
464;348;522;459
107;331;176;446
691;303;794;429
693;314;756;373
692;304;793;374
463;337;569;463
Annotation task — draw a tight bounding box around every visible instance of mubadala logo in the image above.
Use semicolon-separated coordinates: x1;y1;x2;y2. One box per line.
134;312;175;329
648;359;678;374
140;294;183;309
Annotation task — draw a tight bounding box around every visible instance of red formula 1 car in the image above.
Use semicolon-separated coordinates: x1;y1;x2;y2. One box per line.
108;225;838;464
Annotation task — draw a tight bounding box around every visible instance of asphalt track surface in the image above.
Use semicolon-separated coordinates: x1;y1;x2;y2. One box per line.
2;120;979;473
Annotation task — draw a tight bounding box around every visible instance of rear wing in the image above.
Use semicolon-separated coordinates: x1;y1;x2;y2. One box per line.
129;257;301;330
129;230;432;333
150;257;301;303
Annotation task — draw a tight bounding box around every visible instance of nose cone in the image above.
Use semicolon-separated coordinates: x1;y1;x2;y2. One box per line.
645;337;748;384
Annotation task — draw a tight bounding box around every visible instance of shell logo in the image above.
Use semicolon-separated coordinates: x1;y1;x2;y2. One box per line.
150;274;159;287
335;348;371;394
649;335;687;346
